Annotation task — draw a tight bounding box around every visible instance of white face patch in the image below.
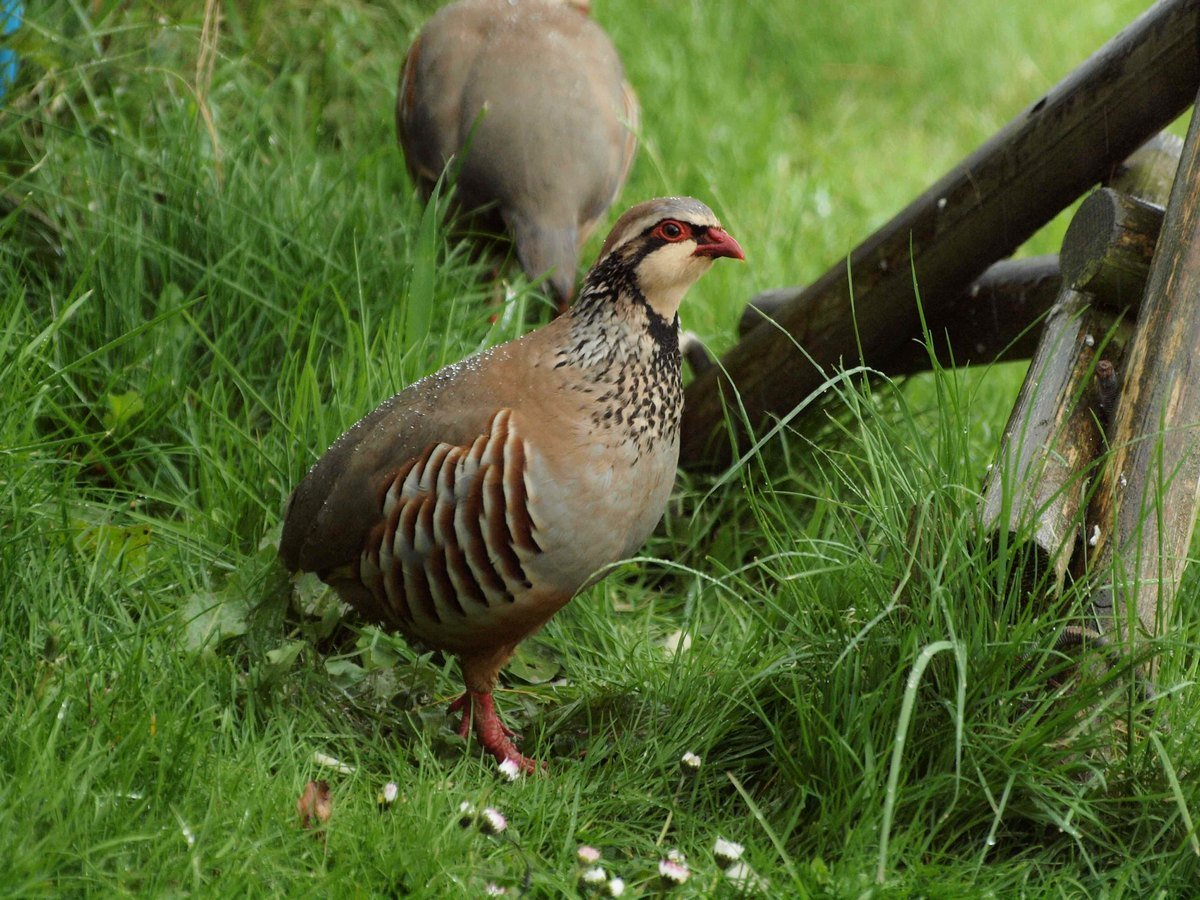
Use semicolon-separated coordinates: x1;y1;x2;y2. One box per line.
633;241;714;320
599;201;721;260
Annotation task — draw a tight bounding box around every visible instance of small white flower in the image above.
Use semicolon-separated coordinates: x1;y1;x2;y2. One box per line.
725;861;768;893
581;866;607;885
380;782;399;804
498;758;522;781
458;801;477;827
484;883;507;896
480;807;508;834
178;817;195;848
1089;524;1101;547
663;629;692;657
311;751;354;774
680;751;702;774
658;858;689;885
606;876;626;896
577;845;601;865
667;848;686;864
713;837;744;866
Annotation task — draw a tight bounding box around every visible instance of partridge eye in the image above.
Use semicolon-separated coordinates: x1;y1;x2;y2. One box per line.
658;220;687;241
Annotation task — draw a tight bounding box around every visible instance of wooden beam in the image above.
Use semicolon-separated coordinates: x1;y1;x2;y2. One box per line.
1081;95;1200;649
880;257;1061;375
1104;132;1186;206
680;0;1200;471
740;257;1061;375
739;257;1061;347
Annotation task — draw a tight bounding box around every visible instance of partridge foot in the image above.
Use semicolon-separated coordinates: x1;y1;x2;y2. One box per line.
448;690;539;773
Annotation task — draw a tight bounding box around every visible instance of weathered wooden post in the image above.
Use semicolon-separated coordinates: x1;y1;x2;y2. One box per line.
980;139;1177;596
680;0;1200;471
1080;103;1200;653
979;291;1130;594
1059;189;1166;305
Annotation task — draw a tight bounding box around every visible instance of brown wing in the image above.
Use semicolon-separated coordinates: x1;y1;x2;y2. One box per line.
355;409;548;648
395;0;494;192
279;365;497;578
279;322;563;581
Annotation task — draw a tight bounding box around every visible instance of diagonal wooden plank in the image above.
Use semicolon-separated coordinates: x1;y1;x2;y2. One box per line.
681;0;1200;470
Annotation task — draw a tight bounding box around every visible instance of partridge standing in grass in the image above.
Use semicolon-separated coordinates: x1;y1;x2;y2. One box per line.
396;0;638;311
280;197;743;771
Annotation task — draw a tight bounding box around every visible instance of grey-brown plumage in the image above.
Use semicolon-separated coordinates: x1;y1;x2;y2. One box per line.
396;0;638;311
280;197;743;770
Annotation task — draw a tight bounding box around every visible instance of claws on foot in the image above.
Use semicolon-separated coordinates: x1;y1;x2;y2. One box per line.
448;690;541;773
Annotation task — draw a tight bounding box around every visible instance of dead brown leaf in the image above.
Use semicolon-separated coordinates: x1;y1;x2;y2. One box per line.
297;779;332;831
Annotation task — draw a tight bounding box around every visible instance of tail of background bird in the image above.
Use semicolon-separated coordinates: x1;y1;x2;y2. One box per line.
506;214;579;313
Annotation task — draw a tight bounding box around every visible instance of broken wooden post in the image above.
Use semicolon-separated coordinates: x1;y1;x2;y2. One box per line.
980;139;1176;597
1080;98;1200;651
680;0;1200;471
1059;188;1165;305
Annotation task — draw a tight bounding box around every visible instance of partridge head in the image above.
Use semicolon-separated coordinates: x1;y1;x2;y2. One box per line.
280;197;743;771
397;0;638;311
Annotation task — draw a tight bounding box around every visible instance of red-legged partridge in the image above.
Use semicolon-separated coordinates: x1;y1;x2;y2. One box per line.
396;0;638;311
280;197;743;771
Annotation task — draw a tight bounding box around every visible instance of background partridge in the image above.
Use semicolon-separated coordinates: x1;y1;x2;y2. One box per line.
396;0;638;311
280;197;743;770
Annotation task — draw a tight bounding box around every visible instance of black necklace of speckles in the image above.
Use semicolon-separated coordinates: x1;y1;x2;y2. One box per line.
559;248;684;453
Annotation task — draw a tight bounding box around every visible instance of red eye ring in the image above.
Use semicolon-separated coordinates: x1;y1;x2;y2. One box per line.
656;220;689;242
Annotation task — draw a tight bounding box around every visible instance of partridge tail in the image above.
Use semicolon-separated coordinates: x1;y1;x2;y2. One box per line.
507;214;579;312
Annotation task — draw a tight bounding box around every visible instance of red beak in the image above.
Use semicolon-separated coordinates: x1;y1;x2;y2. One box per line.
693;226;745;260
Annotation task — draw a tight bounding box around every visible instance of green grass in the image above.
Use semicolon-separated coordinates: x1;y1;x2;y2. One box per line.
3;0;1198;895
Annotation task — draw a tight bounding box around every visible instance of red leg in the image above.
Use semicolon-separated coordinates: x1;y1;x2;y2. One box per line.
447;694;472;739
447;690;540;773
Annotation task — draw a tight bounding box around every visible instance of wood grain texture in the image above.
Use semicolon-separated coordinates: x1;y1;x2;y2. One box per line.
980;292;1131;594
1061;187;1165;307
1083;96;1200;647
980;132;1180;601
680;0;1200;471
